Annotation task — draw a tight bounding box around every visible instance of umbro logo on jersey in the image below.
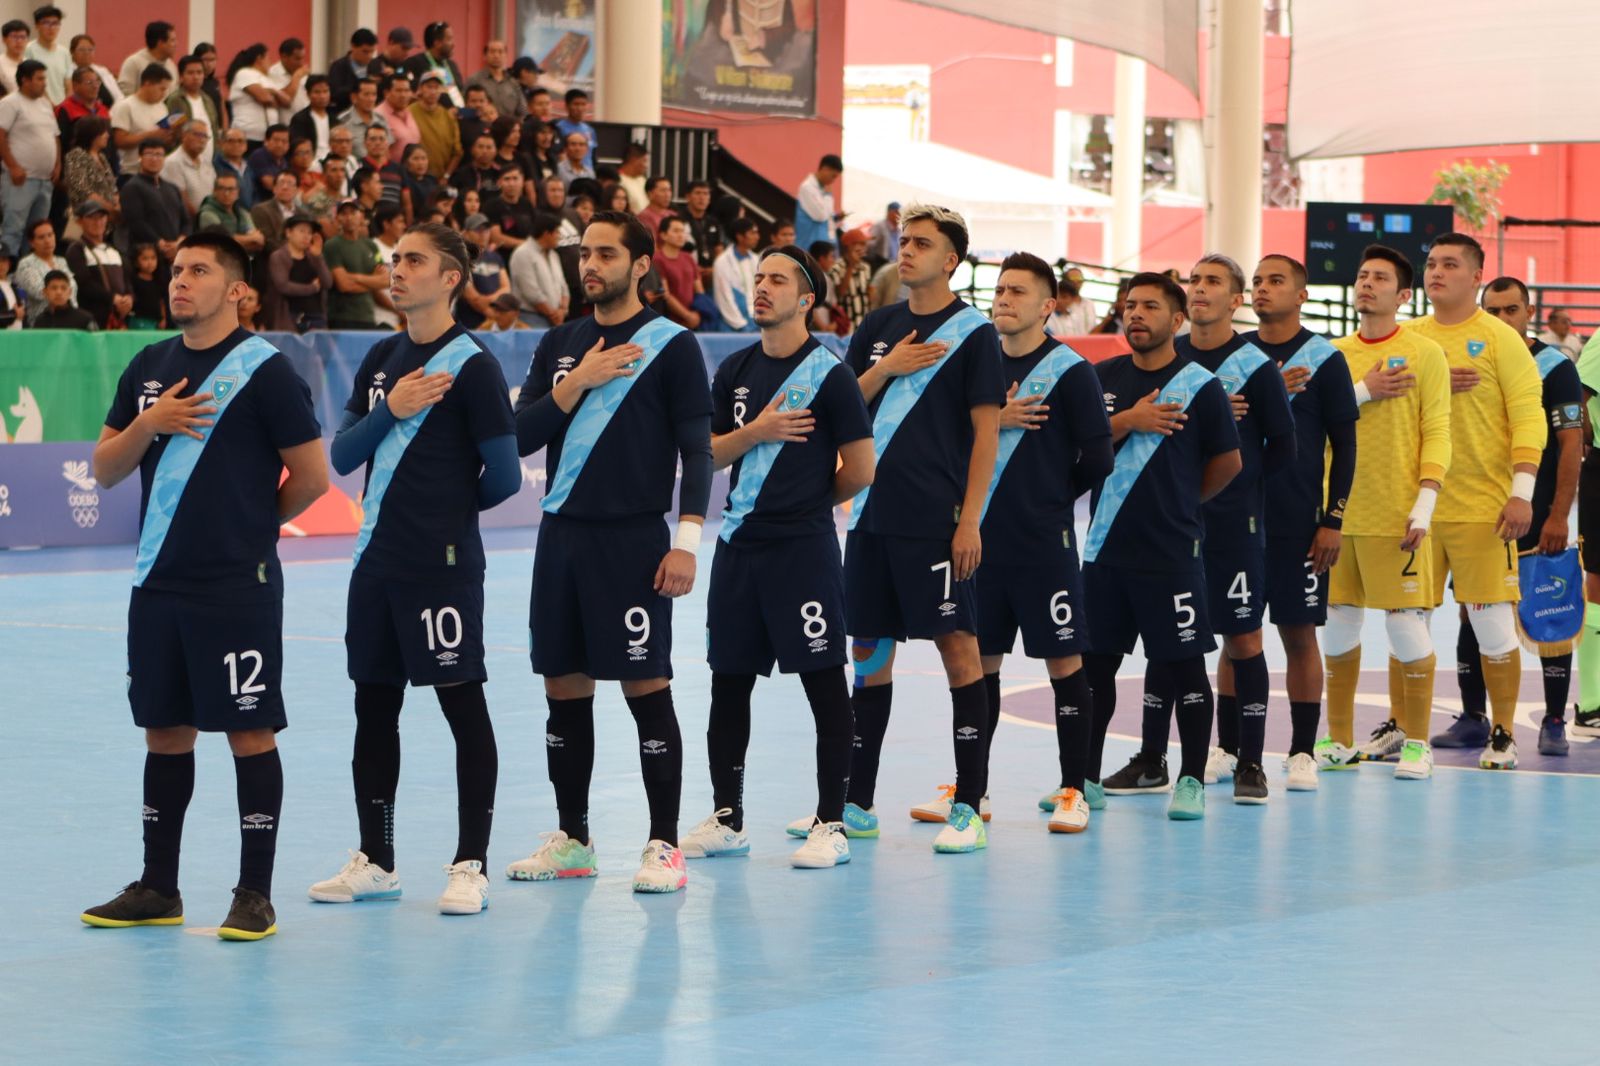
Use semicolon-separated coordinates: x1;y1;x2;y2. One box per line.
641;739;669;755
808;637;829;651
557;356;575;367
870;341;888;362
546;733;564;747
242;813;275;830
938;601;956;616
1178;628;1196;640
373;371;386;383
235;695;260;709
734;386;750;398
956;726;980;741
436;651;460;665
1401;579;1419;593
142;380;162;392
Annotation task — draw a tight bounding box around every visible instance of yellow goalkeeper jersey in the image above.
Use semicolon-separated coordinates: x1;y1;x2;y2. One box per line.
1405;309;1546;523
1333;327;1452;537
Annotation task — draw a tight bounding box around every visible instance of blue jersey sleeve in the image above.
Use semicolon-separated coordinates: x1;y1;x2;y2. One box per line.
820;361;873;444
1195;378;1241;458
105;356;142;431
255;354;322;449
962;325;1006;408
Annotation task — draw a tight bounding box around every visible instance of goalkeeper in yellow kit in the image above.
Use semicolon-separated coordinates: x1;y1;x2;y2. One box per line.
1406;233;1546;770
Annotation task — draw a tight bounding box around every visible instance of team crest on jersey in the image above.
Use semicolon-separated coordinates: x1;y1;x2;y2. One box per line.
1024;375;1050;396
1161;388;1189;407
1218;375;1242;394
784;385;811;410
212;376;238;402
1466;340;1486;358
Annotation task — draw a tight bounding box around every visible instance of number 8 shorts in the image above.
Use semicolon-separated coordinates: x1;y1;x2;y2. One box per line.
707;532;848;675
530;513;675;681
1082;561;1216;662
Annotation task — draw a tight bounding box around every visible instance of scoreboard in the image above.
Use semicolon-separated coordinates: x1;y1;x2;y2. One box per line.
1303;202;1456;285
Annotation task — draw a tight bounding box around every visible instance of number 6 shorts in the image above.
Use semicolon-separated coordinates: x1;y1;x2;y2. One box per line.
974;544;1086;659
346;570;487;688
1082;561;1216;662
127;585;287;732
529;513;674;681
708;531;848;676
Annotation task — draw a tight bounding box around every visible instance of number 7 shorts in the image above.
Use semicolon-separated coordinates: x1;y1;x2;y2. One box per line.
127;586;287;732
707;532;848;676
844;529;977;641
1082;562;1216;662
529;513;674;681
346;569;487;688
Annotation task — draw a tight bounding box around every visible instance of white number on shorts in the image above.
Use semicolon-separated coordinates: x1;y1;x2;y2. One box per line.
1303;560;1318;595
733;400;748;427
624;606;651;647
419;606;463;651
1050;590;1073;625
930;560;952;600
1173;592;1196;630
1227;571;1250;605
223;650;266;695
800;600;828;638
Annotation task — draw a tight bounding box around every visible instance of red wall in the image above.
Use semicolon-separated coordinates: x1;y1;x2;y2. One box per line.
662;0;845;199
214;3;312;71
378;0;494;76
84;4;188;72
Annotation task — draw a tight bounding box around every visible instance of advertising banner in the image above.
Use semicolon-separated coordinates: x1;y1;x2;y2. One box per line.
663;0;817;117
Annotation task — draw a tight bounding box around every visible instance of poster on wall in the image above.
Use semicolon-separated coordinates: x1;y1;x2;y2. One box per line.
519;0;596;95
662;0;817;117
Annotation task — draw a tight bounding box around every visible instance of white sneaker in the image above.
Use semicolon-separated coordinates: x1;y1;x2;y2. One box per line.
1479;724;1518;770
785;813;817;838
1357;718;1406;761
1313;737;1360;771
437;860;488;915
504;831;598;881
632;839;687;893
307;850;401;903
1047;788;1090;834
1202;746;1237;785
790;820;851;868
1393;739;1434;780
1284;752;1319;792
680;808;750;859
910;785;991;823
931;802;987;854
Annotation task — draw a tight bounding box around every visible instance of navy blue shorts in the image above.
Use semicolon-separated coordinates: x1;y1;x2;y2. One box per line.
1265;534;1328;626
844;530;977;641
346;570;487;688
975;548;1086;659
1204;544;1266;636
127;587;286;732
1083;563;1215;661
708;532;847;676
530;513;674;681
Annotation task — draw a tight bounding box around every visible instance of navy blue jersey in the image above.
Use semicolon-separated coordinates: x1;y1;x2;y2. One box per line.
343;324;515;580
1177;333;1296;545
981;340;1111;556
104;329;321;595
846;298;1005;538
515;307;712;520
1244;327;1360;542
712;336;872;543
1083;353;1239;572
1531;339;1584;520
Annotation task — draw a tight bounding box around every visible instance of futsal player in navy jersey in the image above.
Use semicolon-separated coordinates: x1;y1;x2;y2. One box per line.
975;253;1112;833
841;204;1004;855
507;210;713;894
81;233;328;941
1083;272;1240;821
1110;255;1296;804
1242;254;1359;789
680;246;875;870
307;223;519;917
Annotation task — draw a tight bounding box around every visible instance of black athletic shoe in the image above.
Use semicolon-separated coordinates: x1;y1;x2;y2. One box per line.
1233;761;1269;805
81;882;184;928
217;888;277;942
1572;705;1600;737
1430;712;1490;748
1102;751;1170;795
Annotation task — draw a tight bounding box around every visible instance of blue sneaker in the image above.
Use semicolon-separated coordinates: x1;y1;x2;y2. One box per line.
842;802;880;839
1084;780;1106;810
1430;712;1490;749
932;802;987;853
1167;775;1205;821
1539;716;1570;756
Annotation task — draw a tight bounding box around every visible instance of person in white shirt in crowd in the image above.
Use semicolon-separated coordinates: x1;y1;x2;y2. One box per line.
794;152;842;252
161;120;215;218
0;19;29;95
23;5;70;105
226;45;284;151
116;20;178;98
369;202;405;330
0;59;60;260
712;216;760;332
508;211;569;328
1539;308;1585;360
110;63;182;173
1045;276;1098;337
267;37;310;117
164;55;218;160
616;143;649;213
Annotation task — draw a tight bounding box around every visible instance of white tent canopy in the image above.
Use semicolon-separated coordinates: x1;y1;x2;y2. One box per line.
1287;0;1600;159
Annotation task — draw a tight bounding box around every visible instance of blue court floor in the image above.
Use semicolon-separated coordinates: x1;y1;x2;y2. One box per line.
1;531;1595;1065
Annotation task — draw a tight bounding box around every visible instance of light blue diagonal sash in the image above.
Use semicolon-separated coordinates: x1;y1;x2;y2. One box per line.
1282;333;1338;376
352;333;483;567
1082;361;1215;564
719;346;840;543
847;303;990;531
133;335;280;587
542;317;687;514
1535;346;1567;380
1212;342;1270;398
980;342;1085;523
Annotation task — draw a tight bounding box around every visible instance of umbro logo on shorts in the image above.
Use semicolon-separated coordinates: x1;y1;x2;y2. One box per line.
1234;605;1252;618
236;695;260;709
956;726;980;741
628;645;649;661
436;650;459;665
1055;626;1075;639
938;601;956;616
1178;628;1196;640
642;739;669;755
808;637;829;651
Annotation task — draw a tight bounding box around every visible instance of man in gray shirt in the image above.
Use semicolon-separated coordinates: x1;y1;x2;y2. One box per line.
0;59;60;259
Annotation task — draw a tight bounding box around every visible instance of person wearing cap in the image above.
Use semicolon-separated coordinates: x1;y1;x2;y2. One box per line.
456;211;509;329
328;28;387;113
404;22;465;109
382;27;414;73
482;290;530;332
64;196;132;327
324;198;390;330
264;213;330;331
120;140;190;271
195;172;264;254
408;69;461;181
867;201;900;267
832;227;872;332
467;39;526;122
794;153;843;254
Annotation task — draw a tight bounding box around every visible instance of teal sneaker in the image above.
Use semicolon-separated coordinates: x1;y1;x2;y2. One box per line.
1085;780;1106;810
1167;775;1205;821
1038;787;1062;813
841;802;880;839
505;831;598;880
932;801;987;853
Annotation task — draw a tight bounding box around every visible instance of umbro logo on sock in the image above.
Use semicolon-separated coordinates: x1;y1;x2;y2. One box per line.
1182;692;1206;705
1143;694;1163;708
956;726;980;740
546;733;564;748
642;740;669;755
1243;703;1267;715
142;805;158;821
242;813;275;830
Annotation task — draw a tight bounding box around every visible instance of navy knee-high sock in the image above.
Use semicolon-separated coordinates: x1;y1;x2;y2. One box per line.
707;673;756;831
951;679;989;810
352;682;403;870
1084;653;1120;782
1233;652;1270;766
626;687;683;846
545;695;595;842
1542;653;1572;720
1215;694;1240;756
846;683;893;809
1164;657;1215;783
1457;621;1488;719
235;749;283;898
982;671;1002;754
800;666;853;824
141;750;194;897
437;682;497;867
1052;669;1092;791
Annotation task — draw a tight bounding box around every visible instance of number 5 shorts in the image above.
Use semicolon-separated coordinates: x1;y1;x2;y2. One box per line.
127;585;287;732
1082;561;1216;662
707;531;848;676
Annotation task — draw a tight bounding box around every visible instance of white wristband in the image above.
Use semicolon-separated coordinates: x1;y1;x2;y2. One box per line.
1407;486;1438;532
1352;380;1373;406
673;520;703;553
1511;471;1536;502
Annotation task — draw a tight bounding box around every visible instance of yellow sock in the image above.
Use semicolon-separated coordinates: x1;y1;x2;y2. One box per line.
1387;656;1406;733
1400;653;1437;740
1325;647;1361;747
1482;649;1523;732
